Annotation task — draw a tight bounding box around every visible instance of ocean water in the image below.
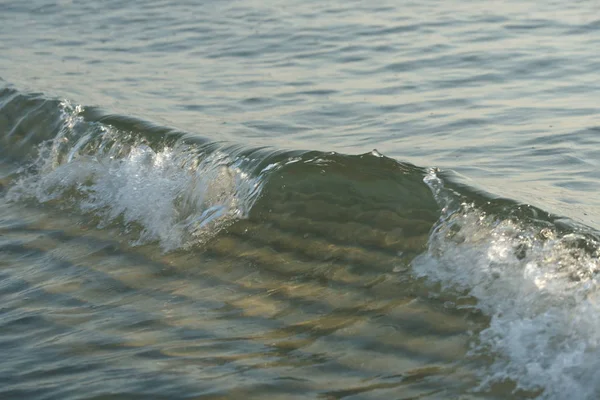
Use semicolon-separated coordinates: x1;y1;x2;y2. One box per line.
1;0;600;399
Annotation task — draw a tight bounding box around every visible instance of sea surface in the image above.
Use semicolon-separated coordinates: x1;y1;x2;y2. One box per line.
1;1;600;399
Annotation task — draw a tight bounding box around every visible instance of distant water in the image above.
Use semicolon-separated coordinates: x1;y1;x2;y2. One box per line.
2;1;600;399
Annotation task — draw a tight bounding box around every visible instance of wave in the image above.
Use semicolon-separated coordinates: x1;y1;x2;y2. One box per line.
415;169;600;399
2;94;270;250
0;86;436;253
3;84;600;398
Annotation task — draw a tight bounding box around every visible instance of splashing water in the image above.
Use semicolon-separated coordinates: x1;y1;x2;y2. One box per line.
414;169;600;399
6;101;267;250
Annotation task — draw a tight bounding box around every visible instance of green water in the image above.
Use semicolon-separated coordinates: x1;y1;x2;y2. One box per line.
2;1;600;398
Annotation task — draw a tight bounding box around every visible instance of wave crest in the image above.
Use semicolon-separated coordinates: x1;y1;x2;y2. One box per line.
6;100;267;250
415;169;600;399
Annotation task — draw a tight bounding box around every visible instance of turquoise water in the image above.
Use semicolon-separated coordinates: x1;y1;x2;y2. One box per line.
2;1;600;399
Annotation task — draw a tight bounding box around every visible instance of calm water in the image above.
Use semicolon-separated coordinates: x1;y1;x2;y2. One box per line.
2;1;600;399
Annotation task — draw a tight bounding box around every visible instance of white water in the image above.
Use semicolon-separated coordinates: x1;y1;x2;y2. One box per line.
6;102;266;250
414;170;600;399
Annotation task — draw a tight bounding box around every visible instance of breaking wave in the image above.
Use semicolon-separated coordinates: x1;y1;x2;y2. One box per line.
3;85;600;398
414;169;600;399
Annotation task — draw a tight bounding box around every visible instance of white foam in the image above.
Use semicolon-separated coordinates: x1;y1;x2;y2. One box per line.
413;169;600;399
7;102;265;250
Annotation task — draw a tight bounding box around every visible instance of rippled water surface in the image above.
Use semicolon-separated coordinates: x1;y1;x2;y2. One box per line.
2;0;600;399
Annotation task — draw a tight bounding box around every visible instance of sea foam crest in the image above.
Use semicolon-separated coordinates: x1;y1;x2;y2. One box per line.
414;169;600;399
7;101;266;250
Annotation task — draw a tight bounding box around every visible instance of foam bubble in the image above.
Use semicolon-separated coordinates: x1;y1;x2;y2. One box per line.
6;102;266;250
414;169;600;399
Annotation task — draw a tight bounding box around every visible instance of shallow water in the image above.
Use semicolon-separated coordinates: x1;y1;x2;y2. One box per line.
2;1;600;399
